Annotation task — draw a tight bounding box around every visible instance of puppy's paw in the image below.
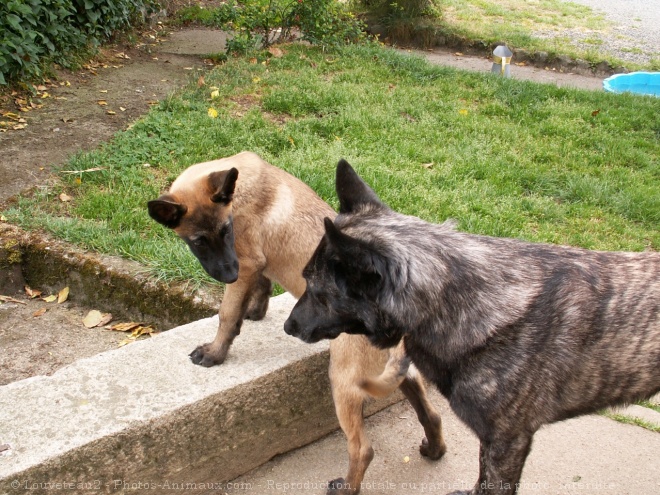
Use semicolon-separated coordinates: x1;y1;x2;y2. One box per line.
420;436;447;460
326;478;355;495
189;344;226;367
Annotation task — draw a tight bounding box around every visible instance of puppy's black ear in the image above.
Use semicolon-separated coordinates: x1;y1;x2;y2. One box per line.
336;160;384;214
148;196;187;228
208;167;239;204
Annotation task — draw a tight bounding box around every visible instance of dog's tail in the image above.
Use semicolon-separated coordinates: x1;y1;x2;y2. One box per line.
360;339;412;398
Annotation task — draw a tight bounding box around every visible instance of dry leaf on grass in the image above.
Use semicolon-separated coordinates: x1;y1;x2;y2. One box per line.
59;193;73;202
33;308;47;317
42;295;57;303
268;47;284;58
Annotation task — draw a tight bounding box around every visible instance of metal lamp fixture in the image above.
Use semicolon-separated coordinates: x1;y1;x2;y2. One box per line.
491;45;513;77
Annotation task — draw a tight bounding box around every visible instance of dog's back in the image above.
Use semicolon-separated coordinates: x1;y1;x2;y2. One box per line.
342;210;660;429
170;151;335;296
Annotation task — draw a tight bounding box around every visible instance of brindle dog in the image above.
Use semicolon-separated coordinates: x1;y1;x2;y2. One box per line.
148;152;446;494
284;159;660;495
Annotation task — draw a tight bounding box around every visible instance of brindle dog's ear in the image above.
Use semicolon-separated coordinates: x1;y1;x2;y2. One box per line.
208;168;239;204
335;159;384;214
323;217;386;297
148;196;187;228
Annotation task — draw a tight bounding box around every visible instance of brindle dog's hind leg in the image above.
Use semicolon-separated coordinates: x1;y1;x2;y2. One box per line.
399;372;447;460
245;274;273;321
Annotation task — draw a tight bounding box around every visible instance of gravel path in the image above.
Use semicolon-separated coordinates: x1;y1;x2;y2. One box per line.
541;0;659;67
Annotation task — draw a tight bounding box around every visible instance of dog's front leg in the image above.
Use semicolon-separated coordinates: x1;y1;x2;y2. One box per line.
449;434;533;495
189;269;262;367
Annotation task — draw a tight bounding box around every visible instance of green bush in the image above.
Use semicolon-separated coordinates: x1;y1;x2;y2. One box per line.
0;0;159;85
175;0;366;55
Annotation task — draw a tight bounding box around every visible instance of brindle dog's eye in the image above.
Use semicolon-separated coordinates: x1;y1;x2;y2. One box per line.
191;236;205;247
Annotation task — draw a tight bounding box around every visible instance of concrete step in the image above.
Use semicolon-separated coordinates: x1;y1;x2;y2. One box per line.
0;294;397;494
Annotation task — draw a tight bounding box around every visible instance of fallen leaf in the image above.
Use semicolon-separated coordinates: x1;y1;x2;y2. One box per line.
40;92;51;99
131;325;155;337
59;193;73;202
197;75;205;87
106;110;116;115
249;58;258;64
268;47;284;58
119;107;126;112
97;100;107;106
25;286;42;298
252;77;261;83
42;295;57;303
454;52;464;56
403;456;410;463
0;295;27;305
83;310;113;328
33;308;47;317
0;215;6;221
110;322;142;332
62;117;74;123
591;109;601;117
459;109;469;115
83;310;103;328
422;162;434;169
36;85;47;91
210;89;220;99
208;107;218;119
99;89;108;93
57;287;69;304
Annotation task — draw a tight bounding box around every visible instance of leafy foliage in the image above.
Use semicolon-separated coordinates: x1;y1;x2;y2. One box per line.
0;0;158;85
176;0;366;55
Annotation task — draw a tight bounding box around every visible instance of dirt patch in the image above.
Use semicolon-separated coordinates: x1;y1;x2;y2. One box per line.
0;28;221;202
0;296;125;386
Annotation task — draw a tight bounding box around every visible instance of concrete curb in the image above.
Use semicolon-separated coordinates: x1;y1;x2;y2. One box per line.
0;223;220;330
0;294;400;495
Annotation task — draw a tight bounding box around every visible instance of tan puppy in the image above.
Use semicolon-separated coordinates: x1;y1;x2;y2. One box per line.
148;152;445;494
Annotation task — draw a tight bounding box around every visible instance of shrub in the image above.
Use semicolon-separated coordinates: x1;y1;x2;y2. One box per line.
0;0;159;86
175;0;366;56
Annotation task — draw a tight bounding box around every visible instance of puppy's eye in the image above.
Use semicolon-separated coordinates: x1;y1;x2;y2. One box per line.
190;236;205;247
220;223;232;237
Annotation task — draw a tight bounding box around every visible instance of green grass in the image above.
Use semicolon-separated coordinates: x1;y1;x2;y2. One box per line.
385;0;655;71
3;43;659;289
601;412;660;434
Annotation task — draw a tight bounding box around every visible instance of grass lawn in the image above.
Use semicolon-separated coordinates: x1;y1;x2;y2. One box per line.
3;43;659;289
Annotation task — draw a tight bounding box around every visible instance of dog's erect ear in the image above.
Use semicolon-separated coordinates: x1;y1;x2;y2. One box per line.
148;196;187;228
323;217;387;296
335;159;384;214
208;167;239;204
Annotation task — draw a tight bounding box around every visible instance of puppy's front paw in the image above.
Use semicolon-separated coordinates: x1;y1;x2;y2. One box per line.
326;478;354;495
420;436;446;460
189;344;226;367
